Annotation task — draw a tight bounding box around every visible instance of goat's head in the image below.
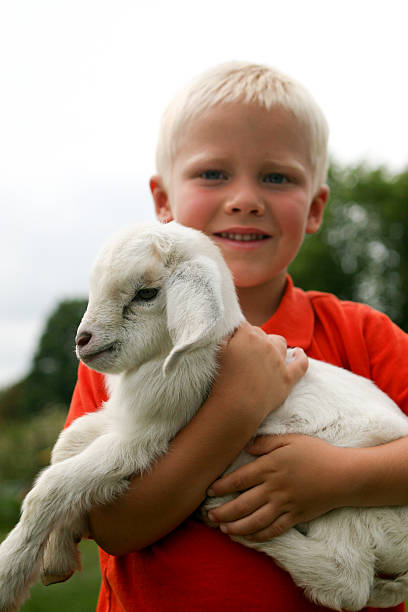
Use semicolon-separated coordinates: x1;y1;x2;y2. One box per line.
75;222;243;375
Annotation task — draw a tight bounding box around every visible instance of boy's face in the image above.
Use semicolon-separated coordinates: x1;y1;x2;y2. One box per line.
151;103;328;292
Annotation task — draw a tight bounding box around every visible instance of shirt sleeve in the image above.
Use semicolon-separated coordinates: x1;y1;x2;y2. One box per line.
310;293;408;416
65;362;108;428
362;308;408;415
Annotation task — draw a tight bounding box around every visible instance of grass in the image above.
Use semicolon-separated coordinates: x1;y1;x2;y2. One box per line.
0;534;101;612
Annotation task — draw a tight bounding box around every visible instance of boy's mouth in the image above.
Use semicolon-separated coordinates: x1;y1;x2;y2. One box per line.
216;232;269;242
213;228;270;243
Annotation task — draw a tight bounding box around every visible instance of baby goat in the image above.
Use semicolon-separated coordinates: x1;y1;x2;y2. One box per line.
1;221;408;611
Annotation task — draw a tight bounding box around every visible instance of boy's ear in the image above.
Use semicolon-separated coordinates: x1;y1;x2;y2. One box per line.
150;175;174;223
305;185;330;234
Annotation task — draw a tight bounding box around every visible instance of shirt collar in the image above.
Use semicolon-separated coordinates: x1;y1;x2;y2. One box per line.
261;276;314;349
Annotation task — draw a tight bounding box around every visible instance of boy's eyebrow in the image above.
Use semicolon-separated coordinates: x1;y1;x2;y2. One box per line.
182;153;310;177
184;153;229;167
262;158;308;174
185;154;305;168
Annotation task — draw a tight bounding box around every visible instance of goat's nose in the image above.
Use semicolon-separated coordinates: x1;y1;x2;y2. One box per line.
76;331;93;347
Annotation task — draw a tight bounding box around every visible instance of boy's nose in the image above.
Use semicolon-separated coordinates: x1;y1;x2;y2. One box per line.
224;195;265;216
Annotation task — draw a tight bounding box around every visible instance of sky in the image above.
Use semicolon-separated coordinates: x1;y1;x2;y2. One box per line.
0;0;407;388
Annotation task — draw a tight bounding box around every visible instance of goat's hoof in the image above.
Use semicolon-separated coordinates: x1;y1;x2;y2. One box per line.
41;570;74;586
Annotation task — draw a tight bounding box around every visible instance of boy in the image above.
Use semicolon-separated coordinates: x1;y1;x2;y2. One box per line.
67;62;408;611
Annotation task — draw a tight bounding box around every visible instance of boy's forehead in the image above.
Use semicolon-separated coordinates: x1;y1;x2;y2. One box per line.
175;103;313;169
183;103;307;141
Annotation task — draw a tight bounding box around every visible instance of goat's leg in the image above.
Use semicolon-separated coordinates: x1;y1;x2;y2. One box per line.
204;496;376;610
234;527;375;611
368;573;408;608
0;432;139;612
40;514;88;586
367;507;408;607
37;411;107;584
51;411;106;464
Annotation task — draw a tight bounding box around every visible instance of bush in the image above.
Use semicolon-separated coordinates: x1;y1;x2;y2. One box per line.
0;407;66;529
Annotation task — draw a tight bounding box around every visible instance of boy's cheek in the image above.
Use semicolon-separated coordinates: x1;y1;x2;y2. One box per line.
279;203;313;240
172;197;214;232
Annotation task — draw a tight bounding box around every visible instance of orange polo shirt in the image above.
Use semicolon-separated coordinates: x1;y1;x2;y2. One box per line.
67;276;408;612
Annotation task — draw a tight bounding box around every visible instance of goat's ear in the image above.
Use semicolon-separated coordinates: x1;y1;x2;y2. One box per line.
163;256;224;375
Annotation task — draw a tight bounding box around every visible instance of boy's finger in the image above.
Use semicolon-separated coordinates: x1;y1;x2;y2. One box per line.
246;434;286;455
246;433;306;455
267;334;287;349
207;484;265;524
287;347;308;381
207;457;268;496
217;503;279;537
245;511;295;541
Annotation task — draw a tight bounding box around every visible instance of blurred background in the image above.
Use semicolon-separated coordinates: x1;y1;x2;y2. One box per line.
0;0;407;609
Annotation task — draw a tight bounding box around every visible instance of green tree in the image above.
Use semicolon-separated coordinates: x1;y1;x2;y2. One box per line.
0;299;87;421
290;164;408;331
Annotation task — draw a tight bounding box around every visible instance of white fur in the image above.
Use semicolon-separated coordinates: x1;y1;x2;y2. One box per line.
0;221;407;611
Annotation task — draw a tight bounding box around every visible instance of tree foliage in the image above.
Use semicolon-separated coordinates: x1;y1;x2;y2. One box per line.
0;299;87;421
0;408;66;528
0;299;87;526
290;163;408;331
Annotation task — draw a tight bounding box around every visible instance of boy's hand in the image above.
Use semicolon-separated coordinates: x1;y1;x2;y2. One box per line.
207;433;344;540
211;322;308;423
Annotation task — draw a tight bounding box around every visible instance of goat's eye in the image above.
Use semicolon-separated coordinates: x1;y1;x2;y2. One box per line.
133;287;159;302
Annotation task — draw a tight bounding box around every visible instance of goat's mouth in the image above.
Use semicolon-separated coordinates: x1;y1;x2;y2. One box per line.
78;342;118;363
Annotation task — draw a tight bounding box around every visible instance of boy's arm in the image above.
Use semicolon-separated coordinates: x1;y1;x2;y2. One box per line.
87;323;308;555
206;433;408;541
208;308;408;540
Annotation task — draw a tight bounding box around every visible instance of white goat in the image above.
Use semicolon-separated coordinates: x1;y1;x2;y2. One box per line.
1;221;408;611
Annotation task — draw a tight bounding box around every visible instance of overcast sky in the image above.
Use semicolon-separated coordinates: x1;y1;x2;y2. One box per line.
1;0;407;388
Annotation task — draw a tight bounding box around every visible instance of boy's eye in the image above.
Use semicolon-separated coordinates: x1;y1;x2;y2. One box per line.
200;170;226;180
263;173;289;184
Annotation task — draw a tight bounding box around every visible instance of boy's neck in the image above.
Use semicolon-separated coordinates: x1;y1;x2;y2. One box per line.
237;274;287;327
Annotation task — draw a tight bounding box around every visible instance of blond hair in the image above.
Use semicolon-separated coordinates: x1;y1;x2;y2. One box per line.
155;61;329;195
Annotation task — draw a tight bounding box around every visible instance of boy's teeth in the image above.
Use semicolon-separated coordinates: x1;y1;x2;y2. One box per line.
220;232;266;241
